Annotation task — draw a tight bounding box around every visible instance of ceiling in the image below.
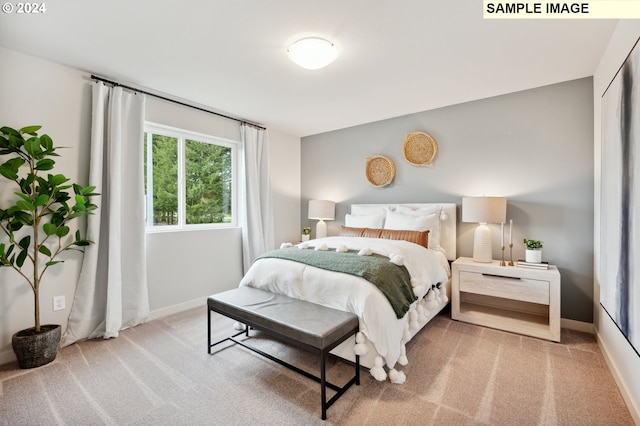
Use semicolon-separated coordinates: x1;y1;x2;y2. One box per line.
0;1;618;137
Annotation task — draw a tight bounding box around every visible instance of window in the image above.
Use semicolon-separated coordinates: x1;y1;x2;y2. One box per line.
144;123;238;230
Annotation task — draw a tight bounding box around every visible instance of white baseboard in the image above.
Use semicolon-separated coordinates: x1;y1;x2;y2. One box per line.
147;297;205;321
0;349;16;366
596;330;640;425
561;317;594;334
1;298;206;367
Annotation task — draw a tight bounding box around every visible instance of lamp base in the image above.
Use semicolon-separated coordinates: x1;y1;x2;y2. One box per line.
316;220;327;239
472;223;493;263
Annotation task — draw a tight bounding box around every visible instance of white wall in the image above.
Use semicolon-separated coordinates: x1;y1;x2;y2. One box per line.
593;21;640;424
143;96;245;317
268;128;302;246
0;47;301;363
0;47;91;364
144;98;301;317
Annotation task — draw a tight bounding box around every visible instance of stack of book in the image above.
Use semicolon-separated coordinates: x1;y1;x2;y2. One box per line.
516;260;549;270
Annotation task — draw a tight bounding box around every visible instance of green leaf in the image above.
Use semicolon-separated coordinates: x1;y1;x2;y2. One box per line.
35;158;55;171
24;137;41;156
43;223;58;236
0;166;16;180
7;134;24;149
35;194;49;206
45;260;63;267
50;213;64;226
16;249;27;267
19;125;41;135
74;240;91;247
19;174;34;194
16;200;35;211
18;235;30;249
14;192;31;203
0;157;25;180
56;226;70;237
1;126;23;139
40;134;53;150
49;174;68;186
38;245;52;256
82;185;97;195
9;220;26;231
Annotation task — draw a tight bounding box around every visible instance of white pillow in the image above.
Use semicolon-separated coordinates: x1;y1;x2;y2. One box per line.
396;204;442;216
345;212;385;228
384;210;442;251
351;205;388;217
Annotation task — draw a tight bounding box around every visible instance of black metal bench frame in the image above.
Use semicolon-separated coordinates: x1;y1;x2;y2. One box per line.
207;291;360;420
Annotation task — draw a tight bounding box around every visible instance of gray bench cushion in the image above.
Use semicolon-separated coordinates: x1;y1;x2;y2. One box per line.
208;286;359;350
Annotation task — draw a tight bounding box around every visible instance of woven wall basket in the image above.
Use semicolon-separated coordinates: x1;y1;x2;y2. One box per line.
402;132;437;166
366;155;395;187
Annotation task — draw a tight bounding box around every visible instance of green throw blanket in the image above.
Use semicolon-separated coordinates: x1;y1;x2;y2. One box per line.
257;248;416;318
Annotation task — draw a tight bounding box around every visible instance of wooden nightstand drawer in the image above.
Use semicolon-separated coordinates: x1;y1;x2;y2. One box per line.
459;271;550;305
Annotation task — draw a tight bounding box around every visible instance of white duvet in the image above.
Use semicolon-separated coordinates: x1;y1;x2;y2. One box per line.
239;236;449;378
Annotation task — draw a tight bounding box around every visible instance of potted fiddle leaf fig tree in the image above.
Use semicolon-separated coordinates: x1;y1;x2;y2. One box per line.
0;125;97;368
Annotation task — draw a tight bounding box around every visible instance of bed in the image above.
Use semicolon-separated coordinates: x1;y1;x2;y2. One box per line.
239;203;456;383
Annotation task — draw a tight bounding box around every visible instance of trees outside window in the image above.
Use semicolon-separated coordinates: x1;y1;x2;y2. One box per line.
144;124;237;229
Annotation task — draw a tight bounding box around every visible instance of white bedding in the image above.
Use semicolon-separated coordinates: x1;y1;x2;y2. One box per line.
238;236;450;382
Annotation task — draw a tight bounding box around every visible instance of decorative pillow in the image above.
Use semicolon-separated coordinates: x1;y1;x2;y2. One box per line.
384;210;441;251
344;212;385;228
340;226;428;247
340;226;364;237
339;226;382;238
379;229;429;248
361;228;383;238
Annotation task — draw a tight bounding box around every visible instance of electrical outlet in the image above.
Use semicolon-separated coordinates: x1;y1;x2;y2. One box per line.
53;295;65;311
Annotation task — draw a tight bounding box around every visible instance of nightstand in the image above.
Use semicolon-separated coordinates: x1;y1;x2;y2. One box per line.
451;257;561;342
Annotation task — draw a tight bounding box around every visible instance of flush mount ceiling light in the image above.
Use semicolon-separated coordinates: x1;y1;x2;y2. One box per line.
287;37;338;70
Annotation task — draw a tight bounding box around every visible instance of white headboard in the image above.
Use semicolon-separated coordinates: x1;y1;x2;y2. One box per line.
350;203;457;261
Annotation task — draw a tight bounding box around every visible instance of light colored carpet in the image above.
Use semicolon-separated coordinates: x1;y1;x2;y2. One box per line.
0;307;634;425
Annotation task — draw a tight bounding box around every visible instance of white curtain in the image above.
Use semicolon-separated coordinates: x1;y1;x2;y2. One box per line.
240;124;274;273
62;82;149;346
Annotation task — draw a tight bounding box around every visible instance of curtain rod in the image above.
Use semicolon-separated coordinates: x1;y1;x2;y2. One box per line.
90;74;266;130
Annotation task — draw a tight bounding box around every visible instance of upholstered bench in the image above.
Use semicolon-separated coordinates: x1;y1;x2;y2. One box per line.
207;286;360;420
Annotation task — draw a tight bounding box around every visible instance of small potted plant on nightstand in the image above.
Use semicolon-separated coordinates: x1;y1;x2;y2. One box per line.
523;239;543;263
301;227;311;242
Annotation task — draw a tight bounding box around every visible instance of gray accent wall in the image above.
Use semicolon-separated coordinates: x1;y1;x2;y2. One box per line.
302;77;594;323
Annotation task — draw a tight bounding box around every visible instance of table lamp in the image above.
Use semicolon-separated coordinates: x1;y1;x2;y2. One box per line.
462;196;507;263
308;200;335;239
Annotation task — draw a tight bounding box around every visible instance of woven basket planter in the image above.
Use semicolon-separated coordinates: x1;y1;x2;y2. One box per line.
12;324;61;369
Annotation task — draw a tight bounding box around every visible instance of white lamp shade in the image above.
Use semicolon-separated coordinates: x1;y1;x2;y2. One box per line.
308;200;335;220
288;38;338;70
462;197;507;224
